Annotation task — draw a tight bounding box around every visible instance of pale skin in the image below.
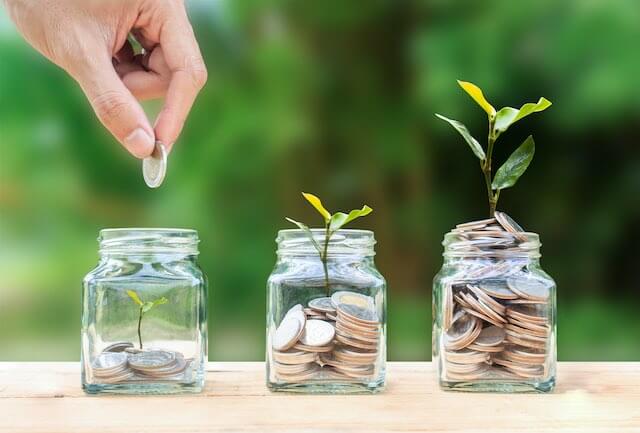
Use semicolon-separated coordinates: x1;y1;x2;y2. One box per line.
4;0;208;158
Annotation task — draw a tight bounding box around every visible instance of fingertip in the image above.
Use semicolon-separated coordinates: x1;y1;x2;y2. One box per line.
124;128;155;159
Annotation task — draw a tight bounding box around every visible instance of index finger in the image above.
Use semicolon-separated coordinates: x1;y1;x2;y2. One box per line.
154;8;207;152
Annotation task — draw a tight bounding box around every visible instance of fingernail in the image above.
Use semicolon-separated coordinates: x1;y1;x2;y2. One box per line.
124;128;155;158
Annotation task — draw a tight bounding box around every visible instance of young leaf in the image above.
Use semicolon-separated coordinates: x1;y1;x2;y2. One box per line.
494;98;552;134
152;297;168;307
302;192;331;223
285;217;323;255
127;290;143;306
492;136;535;190
457;80;496;117
435;114;486;160
329;205;373;233
141;301;155;313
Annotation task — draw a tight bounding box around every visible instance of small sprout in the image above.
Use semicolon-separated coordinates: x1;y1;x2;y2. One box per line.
436;80;552;216
126;290;168;349
286;193;372;293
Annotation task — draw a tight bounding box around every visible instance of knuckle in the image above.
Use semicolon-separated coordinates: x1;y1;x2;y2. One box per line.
181;55;208;89
91;90;130;123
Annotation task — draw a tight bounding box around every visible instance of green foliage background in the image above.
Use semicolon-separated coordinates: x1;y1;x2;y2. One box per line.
1;0;639;361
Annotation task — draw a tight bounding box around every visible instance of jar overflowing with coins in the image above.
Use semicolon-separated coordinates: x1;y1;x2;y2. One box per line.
433;212;556;392
266;229;387;393
82;229;207;394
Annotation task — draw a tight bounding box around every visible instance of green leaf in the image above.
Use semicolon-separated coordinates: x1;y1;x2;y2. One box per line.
329;205;373;233
494;97;552;134
126;290;143;306
435;114;486;160
457;80;496;117
153;297;168;307
285;217;322;255
492;136;535;190
141;301;154;313
301;192;331;223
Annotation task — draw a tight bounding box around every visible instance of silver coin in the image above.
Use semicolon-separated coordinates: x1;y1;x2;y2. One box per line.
92;352;128;372
337;303;379;324
299;319;336;347
507;277;551;301
128;350;176;369
272;316;302;351
331;291;374;310
308;297;336;313
102;342;134;353
142;141;167;188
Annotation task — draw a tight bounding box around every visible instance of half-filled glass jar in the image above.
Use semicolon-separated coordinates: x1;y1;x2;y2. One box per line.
82;228;207;394
433;212;556;392
266;229;387;393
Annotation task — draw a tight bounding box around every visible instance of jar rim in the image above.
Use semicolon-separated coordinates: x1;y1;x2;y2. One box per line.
98;228;199;255
276;228;376;256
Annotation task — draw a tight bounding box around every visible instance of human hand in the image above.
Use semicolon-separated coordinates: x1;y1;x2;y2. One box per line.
5;0;207;158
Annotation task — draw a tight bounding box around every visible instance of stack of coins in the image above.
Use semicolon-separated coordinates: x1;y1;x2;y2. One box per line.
441;211;552;381
271;290;381;383
90;343;191;384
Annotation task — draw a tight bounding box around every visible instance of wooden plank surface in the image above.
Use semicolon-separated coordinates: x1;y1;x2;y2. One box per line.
0;362;638;433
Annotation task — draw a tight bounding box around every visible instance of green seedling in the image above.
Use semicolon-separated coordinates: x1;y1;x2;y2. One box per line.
286;193;372;294
436;80;552;216
126;290;168;349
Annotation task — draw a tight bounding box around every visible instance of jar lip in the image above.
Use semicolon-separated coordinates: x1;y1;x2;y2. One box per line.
99;228;199;255
276;228;376;256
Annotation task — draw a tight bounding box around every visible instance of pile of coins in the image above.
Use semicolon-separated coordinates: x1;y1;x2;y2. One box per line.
91;342;191;384
271;290;381;383
441;212;552;381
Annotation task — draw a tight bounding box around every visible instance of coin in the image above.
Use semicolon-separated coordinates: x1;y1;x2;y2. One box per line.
92;352;128;376
337;304;379;324
272;349;318;365
473;325;506;347
507;278;551;301
331;291;374;310
445;349;489;364
142;141;167;188
103;342;134;353
272;316;302;351
308;297;336;313
494;211;527;241
128;350;176;369
299;319;335;347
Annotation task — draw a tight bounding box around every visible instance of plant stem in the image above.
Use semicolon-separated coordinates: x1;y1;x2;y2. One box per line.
322;223;331;295
137;307;143;349
482;118;499;216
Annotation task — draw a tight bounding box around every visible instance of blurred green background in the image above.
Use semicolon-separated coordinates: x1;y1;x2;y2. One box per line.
1;0;639;361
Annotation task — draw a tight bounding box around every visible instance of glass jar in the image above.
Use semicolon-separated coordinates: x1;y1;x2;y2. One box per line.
433;222;556;393
266;229;387;393
81;228;207;394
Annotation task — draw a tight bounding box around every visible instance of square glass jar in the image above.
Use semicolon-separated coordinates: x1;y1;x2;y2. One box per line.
81;229;207;395
433;224;556;393
266;229;387;393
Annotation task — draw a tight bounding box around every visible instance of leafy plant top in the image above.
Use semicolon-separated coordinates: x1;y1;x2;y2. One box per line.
436;80;551;216
286;193;372;293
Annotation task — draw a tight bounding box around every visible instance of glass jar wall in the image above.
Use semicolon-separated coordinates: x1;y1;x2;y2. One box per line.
82;229;207;395
433;219;556;393
266;229;387;393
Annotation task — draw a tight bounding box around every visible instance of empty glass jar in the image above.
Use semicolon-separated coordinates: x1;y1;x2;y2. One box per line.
266;229;387;393
82;228;207;394
433;216;556;392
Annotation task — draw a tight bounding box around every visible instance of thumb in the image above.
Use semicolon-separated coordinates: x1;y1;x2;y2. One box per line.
74;56;156;159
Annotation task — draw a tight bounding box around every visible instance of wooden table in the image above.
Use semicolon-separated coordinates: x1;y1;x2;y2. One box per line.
0;362;638;432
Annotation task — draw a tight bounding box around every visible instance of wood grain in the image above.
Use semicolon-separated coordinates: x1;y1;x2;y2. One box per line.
0;362;638;432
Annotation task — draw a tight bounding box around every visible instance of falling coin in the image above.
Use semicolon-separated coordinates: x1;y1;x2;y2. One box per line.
142;141;167;188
